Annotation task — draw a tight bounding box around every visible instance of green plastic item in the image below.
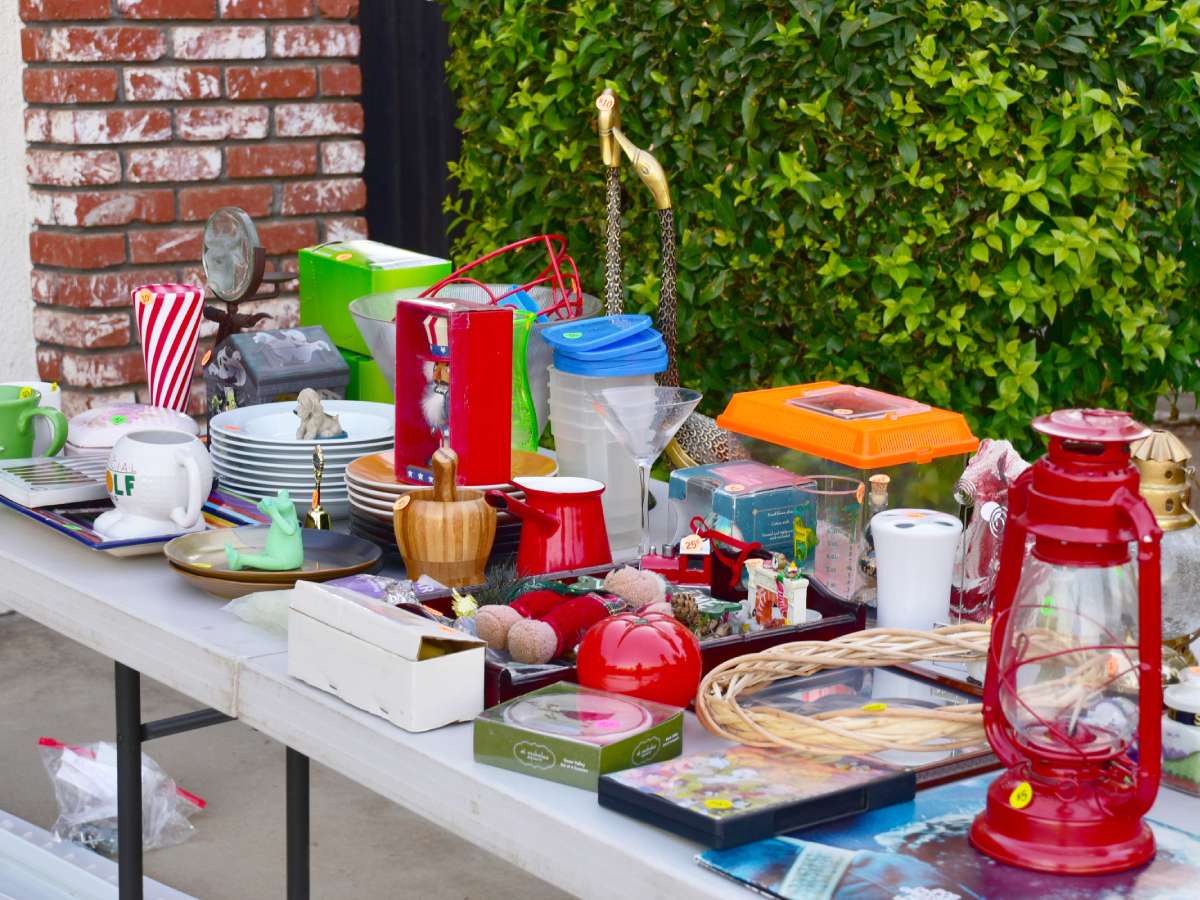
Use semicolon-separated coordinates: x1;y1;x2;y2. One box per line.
225;490;304;572
339;348;395;403
298;240;451;356
511;310;538;452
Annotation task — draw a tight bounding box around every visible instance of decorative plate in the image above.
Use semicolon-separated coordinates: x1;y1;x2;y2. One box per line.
502;691;653;743
346;448;556;491
165;525;379;584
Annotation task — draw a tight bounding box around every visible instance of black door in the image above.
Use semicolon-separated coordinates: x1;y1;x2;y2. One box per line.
359;0;460;258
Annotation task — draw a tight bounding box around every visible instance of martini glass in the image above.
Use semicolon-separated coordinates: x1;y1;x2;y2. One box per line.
590;385;702;555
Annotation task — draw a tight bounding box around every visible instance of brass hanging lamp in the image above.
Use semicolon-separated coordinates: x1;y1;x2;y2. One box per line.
595;89;747;467
1131;428;1200;668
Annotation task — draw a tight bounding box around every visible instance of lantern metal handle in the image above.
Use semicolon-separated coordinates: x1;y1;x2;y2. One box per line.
979;469;1033;770
1110;486;1163;817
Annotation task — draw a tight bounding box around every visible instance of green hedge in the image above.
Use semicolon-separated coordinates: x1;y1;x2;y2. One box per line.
441;0;1200;448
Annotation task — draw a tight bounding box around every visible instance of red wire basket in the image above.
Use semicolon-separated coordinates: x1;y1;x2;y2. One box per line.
418;234;584;321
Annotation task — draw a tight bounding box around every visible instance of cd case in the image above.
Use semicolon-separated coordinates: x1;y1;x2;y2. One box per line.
599;746;914;849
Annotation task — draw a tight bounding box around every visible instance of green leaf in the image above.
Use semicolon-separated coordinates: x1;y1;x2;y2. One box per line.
898;134;918;167
741;85;759;135
1028;192;1050;215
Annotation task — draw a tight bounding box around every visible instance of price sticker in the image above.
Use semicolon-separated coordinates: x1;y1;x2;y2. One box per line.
861;702;887;712
1009;781;1034;810
704;798;733;810
679;533;711;556
335;252;353;261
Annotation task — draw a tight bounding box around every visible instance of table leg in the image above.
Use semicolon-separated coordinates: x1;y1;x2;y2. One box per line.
115;661;143;900
286;747;310;900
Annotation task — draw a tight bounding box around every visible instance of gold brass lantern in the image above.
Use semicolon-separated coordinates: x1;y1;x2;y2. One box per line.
1132;429;1200;662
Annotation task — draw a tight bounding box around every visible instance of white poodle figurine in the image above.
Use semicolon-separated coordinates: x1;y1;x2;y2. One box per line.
294;388;344;439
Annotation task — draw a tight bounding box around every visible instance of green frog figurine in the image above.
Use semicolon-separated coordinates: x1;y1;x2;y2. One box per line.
225;489;304;572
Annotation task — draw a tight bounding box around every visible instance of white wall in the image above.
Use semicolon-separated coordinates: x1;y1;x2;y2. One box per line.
0;4;34;381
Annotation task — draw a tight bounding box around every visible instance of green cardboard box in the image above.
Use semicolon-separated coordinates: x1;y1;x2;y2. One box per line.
340;349;395;404
473;683;684;790
299;240;452;356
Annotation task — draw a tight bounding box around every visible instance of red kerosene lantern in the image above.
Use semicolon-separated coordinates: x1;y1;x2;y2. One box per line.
970;410;1163;874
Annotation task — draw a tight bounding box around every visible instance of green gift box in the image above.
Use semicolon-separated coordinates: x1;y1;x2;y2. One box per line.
473;683;684;791
299;240;452;356
340;349;395;404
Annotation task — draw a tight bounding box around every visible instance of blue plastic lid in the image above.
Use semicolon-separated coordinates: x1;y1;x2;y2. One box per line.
541;314;653;352
557;327;664;361
553;347;668;377
497;287;547;322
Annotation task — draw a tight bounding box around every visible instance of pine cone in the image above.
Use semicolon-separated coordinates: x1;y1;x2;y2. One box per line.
672;590;706;635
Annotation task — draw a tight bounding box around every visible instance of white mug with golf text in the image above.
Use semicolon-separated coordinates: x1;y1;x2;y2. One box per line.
94;430;214;540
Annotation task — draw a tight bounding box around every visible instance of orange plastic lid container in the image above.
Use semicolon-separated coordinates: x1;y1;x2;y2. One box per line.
718;381;979;469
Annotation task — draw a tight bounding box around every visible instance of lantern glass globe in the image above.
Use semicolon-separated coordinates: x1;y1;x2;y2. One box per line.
998;555;1140;759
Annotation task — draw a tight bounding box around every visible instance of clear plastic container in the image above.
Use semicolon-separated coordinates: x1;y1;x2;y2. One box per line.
794;475;867;601
549;367;653;555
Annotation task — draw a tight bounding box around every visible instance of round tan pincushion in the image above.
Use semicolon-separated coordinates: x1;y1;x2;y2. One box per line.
475;605;523;651
507;619;558;665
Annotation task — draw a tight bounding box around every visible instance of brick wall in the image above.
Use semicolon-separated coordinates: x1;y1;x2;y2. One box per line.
21;0;365;417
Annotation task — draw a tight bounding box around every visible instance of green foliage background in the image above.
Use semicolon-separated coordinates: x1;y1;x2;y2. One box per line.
441;0;1200;447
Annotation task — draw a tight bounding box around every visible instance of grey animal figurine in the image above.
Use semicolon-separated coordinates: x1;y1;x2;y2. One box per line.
294;388;345;439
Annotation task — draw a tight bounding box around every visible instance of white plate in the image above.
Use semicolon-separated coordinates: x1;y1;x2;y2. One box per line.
209;433;390;465
210;400;394;446
214;477;349;498
209;427;392;453
224;488;351;520
214;468;350;494
210;450;345;474
209;434;391;463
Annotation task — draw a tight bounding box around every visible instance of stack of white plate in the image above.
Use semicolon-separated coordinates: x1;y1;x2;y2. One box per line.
208;401;394;519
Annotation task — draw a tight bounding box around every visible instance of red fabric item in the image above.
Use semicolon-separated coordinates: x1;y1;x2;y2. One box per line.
510;588;569;619
539;594;611;658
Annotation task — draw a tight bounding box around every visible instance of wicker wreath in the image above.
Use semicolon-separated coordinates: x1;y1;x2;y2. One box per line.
695;623;992;755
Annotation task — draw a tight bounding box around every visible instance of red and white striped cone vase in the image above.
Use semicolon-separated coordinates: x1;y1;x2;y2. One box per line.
132;283;204;413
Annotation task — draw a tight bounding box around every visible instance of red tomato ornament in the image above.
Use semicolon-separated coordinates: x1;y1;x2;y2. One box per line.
576;612;702;708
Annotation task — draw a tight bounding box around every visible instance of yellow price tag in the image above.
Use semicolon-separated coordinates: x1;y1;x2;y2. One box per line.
705;798;733;810
861;702;887;712
1009;781;1033;810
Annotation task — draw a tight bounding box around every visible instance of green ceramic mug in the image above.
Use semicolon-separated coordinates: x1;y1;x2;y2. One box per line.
0;385;68;459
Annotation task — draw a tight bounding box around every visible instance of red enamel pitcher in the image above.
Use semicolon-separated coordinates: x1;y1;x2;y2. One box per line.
485;477;612;575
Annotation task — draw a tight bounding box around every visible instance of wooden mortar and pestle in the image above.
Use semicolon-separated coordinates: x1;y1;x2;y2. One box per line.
393;447;496;587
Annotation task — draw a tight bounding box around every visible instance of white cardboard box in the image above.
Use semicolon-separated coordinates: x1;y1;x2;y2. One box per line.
288;581;485;732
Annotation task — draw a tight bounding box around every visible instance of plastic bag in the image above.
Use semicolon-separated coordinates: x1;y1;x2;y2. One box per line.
222;588;296;636
38;736;205;857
